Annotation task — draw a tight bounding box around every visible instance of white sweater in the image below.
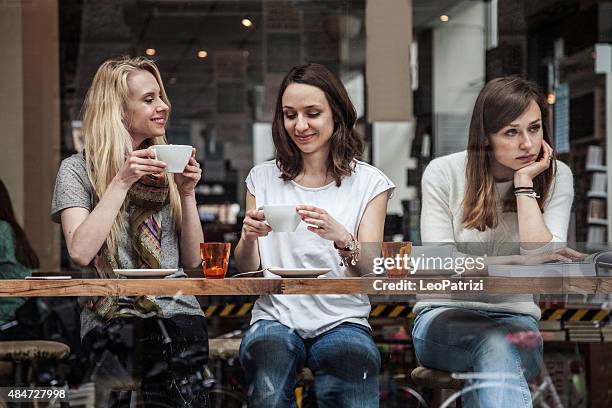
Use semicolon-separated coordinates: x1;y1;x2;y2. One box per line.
413;150;574;319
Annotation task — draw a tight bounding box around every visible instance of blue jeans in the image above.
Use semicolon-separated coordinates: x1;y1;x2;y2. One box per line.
412;306;543;408
239;320;380;408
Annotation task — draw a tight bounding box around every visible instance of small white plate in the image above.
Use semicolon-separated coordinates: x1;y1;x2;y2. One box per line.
267;267;331;278
113;269;178;278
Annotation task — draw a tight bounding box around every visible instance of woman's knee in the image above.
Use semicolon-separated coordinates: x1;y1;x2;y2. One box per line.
312;324;381;376
473;332;541;380
239;320;305;369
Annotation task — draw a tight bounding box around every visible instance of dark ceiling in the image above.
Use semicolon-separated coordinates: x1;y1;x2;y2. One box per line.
60;0;462;125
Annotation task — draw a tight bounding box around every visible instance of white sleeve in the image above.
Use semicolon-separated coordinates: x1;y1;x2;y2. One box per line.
520;162;574;255
245;168;256;196
420;160;455;244
366;169;395;203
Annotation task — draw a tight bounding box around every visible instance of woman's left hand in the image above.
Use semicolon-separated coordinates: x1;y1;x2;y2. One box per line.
297;205;351;246
514;141;554;185
174;148;202;196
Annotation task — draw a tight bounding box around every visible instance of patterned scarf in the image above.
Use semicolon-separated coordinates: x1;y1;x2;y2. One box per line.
91;172;169;321
128;173;168;270
95;172;169;275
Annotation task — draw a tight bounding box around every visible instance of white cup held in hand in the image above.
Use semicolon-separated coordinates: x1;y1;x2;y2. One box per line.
151;145;192;173
263;205;301;232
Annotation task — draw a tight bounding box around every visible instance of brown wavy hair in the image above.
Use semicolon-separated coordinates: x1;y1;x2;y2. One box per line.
272;63;363;186
463;76;555;231
0;178;39;269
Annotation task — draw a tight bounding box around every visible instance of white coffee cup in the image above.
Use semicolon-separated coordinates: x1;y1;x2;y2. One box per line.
263;205;301;232
151;145;192;173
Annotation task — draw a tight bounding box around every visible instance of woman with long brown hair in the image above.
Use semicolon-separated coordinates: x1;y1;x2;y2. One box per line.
412;77;582;407
51;56;207;406
0;178;38;326
235;63;394;407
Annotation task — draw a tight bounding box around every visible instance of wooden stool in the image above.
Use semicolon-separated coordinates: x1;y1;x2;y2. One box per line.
411;366;464;407
209;338;241;360
0;341;70;407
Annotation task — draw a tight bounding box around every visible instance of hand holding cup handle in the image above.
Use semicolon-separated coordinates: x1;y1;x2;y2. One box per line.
173;147;202;196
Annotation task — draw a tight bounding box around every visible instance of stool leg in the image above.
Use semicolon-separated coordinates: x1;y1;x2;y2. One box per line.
130;390;138;408
432;389;458;408
431;389;443;407
13;361;24;408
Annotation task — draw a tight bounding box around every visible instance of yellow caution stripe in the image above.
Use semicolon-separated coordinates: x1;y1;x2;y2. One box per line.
540;308;610;322
203;303;611;322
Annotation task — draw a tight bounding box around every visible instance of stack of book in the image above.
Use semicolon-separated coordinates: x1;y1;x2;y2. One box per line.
588;199;606;221
585;145;605;171
587;226;607;246
564;321;602;342
601;324;612;342
538;320;566;342
590;172;608;194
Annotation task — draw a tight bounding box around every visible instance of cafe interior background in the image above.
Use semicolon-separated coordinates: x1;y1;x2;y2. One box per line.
2;0;612;406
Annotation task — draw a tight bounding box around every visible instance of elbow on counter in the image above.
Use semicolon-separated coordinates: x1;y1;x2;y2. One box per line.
68;248;94;267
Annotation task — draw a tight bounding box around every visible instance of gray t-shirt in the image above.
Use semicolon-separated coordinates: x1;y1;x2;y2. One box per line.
51;154;203;338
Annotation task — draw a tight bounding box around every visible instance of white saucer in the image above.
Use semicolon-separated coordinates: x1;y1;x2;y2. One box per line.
268;267;331;278
113;269;178;278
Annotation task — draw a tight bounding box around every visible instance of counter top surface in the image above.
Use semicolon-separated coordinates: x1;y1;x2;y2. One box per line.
1;276;611;297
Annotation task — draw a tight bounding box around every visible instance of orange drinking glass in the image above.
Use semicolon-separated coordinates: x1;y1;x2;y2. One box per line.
381;241;412;278
200;242;231;279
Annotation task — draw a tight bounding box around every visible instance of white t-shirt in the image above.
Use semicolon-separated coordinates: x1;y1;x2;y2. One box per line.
246;160;395;338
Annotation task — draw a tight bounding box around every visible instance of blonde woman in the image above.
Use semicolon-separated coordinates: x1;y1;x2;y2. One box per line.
51;56;207;406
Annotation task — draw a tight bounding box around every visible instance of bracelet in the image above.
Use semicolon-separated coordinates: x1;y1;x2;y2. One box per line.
515;191;540;199
335;234;360;266
514;186;534;191
338;246;360;267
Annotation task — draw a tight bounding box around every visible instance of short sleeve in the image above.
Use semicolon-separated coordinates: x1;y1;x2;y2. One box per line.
51;155;94;223
360;163;395;204
245;167;256;196
371;171;395;202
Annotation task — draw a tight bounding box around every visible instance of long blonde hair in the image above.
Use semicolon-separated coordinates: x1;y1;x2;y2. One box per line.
82;56;182;258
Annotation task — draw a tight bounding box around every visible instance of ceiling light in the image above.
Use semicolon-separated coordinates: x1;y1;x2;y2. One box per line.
242;18;253;28
145;48;156;56
197;50;208;59
440;15;449;22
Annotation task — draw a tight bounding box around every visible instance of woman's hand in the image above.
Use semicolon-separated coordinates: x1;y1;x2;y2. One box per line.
114;148;166;189
297;205;351;247
514;141;554;186
174;148;202;197
522;247;585;265
241;208;272;241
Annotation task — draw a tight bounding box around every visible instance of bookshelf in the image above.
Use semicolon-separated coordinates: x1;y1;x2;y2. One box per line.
558;46;608;246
